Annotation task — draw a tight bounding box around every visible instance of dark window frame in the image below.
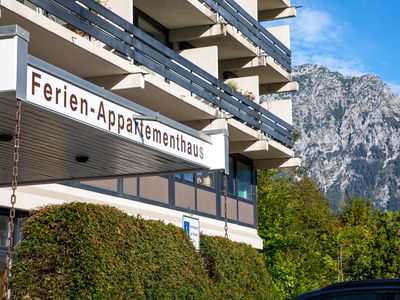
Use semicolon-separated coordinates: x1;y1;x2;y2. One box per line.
133;7;172;48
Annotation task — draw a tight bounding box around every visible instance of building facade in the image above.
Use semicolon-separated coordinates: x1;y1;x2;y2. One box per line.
0;0;298;283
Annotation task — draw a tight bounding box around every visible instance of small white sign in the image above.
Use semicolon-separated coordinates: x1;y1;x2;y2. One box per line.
25;66;227;170
183;215;200;250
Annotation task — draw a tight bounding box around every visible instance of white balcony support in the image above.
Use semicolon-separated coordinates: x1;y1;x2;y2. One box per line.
179;46;219;78
235;0;258;20
225;76;260;104
266;25;290;49
261;99;292;125
259;7;297;21
106;0;134;23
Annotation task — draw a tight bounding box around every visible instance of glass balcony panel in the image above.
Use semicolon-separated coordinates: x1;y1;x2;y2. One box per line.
237;161;252;200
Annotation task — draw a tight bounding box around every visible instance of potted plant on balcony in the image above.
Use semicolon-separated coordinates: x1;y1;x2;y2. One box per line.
241;90;256;101
225;81;256;101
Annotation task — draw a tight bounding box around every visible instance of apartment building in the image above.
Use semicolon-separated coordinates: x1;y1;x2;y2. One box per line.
0;0;299;282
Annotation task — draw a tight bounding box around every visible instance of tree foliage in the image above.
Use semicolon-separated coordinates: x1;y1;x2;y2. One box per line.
258;170;400;299
257;170;339;299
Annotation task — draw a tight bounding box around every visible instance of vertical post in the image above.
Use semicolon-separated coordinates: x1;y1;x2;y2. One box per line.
2;100;22;300
223;173;228;238
0;25;29;300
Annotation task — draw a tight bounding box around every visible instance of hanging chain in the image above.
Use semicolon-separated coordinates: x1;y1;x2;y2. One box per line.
223;173;228;238
2;100;22;300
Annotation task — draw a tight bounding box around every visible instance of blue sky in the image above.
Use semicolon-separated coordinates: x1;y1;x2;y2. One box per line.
267;0;400;94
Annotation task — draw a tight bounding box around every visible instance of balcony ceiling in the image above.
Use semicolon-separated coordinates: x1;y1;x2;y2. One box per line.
258;0;290;11
220;56;290;85
134;0;216;29
227;65;289;85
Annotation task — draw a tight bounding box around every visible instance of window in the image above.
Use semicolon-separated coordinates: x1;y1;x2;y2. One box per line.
0;216;8;248
134;9;169;46
0;213;25;296
223;156;255;201
227;157;235;194
237;161;252;200
197;172;215;188
175;173;195;183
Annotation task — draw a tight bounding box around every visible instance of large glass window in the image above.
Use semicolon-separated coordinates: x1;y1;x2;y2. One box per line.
197;172;215;188
175;173;195;183
134;9;169;46
0;216;8;248
1;212;26;294
227;157;235;194
223;156;254;200
237;161;252;200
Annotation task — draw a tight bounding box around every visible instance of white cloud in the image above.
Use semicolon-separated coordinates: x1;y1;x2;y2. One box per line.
388;81;400;95
291;9;341;45
287;8;367;77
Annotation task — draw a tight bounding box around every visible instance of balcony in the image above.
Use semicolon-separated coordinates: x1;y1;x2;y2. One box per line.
0;0;294;148
200;0;292;72
135;0;292;72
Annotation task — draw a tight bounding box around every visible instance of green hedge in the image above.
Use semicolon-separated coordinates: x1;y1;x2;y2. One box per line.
201;235;279;300
11;203;213;299
11;203;276;299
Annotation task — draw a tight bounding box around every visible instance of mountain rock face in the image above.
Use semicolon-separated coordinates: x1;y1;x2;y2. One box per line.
265;64;400;210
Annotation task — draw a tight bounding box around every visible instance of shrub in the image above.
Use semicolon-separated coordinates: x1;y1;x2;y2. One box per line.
11;203;214;299
200;235;279;300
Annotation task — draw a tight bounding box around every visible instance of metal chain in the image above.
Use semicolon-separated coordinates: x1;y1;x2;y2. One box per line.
223;173;228;238
2;100;22;300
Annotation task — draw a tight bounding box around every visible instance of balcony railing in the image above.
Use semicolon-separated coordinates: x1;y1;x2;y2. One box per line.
201;0;291;71
18;0;294;148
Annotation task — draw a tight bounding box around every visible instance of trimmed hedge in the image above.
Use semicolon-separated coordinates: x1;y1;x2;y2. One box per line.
11;203;214;299
11;203;277;299
201;235;280;300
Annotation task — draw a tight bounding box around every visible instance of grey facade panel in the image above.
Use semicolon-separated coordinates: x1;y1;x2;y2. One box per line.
197;189;217;216
139;176;169;204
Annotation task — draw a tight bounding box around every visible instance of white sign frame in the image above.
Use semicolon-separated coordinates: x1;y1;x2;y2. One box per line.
183;215;200;250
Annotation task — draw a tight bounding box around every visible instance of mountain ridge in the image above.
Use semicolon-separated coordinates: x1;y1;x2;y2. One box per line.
264;64;400;210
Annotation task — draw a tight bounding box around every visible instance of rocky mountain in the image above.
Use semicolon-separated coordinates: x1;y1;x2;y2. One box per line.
264;64;400;211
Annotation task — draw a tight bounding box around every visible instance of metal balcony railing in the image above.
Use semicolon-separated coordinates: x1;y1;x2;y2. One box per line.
201;0;292;71
18;0;294;148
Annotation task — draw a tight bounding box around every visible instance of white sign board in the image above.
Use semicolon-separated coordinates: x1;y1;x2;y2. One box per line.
25;66;226;170
183;215;200;250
